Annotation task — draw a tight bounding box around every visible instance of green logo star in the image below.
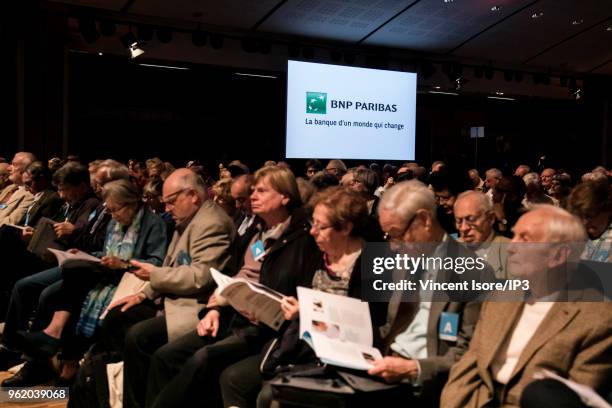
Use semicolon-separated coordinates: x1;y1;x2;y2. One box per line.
306;92;327;114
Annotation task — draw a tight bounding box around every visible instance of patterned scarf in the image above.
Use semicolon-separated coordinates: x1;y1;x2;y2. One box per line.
76;207;145;338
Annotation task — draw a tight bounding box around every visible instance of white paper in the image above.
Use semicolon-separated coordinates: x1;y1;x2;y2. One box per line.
47;248;101;268
297;287;381;370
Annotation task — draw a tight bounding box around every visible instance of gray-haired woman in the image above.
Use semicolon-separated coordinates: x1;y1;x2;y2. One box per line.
19;179;168;382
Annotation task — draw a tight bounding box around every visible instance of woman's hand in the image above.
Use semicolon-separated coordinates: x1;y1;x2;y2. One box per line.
100;256;128;270
197;309;220;337
280;296;300;321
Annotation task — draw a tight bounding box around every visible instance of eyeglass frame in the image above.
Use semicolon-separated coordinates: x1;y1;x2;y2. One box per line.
161;188;189;205
383;213;417;242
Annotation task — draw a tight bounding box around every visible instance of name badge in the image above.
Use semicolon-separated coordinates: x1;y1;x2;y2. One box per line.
177;251;192;265
438;312;459;342
250;240;266;261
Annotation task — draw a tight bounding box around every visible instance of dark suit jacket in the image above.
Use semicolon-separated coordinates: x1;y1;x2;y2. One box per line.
383;237;487;396
20;188;63;227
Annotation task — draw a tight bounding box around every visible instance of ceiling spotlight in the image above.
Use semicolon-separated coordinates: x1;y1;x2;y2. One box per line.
495;91;504;95
120;31;145;59
98;52;103;56
454;77;465;91
606;26;612;31
434;85;441;89
572;88;582;100
531;12;544;19
443;0;454;3
572;19;584;25
491;5;502;12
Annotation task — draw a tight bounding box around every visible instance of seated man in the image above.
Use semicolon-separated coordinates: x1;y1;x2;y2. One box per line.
454;191;510;279
365;180;484;405
0;152;36;226
441;205;612;407
102;168;236;408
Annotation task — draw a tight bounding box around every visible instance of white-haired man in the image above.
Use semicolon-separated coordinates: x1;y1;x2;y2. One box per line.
441;205;612;407
365;180;491;405
0;152;36;225
454;191;510;279
484;168;502;199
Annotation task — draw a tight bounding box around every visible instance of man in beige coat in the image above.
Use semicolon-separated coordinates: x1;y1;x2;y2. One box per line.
441;206;612;407
109;168;236;408
0;152;36;226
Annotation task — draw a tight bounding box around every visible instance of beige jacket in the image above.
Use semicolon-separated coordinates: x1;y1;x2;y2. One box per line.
0;185;34;226
142;200;236;341
440;299;612;408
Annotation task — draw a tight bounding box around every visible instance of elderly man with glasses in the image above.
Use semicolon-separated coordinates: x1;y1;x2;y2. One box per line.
454;190;511;279
365;180;490;406
105;168;236;408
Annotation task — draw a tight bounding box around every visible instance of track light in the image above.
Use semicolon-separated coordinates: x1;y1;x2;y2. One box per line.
120;31;145;59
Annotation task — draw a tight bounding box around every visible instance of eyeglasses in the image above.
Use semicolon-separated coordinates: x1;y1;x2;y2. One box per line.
383;214;417;242
107;203;127;214
309;219;333;232
161;188;188;205
455;212;488;228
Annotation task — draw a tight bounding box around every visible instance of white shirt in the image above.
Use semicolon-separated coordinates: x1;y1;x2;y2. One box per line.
491;301;555;384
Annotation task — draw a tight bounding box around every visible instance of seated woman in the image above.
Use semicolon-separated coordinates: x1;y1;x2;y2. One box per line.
219;186;387;408
139;166;320;408
20;179;167;380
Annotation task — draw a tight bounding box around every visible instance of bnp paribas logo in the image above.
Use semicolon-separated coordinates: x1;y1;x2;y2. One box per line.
306;92;327;114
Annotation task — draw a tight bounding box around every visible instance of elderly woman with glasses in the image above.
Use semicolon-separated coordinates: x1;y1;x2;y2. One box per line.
20;179;168;382
218;186;387;408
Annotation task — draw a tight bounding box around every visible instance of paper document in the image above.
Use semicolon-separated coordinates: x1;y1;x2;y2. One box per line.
48;248;101;269
297;287;382;371
210;268;285;331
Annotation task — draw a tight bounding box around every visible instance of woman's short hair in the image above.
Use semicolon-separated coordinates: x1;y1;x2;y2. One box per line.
253;166;302;211
566;179;612;217
353;168;380;197
211;178;235;207
311;186;368;236
25;161;51;183
102;179;140;206
142;178;164;198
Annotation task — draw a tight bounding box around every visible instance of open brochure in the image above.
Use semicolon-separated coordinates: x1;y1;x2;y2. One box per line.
210;268;285;331
48;248;101;269
297;287;382;371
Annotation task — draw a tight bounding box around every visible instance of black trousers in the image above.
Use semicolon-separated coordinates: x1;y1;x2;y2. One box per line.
520;379;590;408
219;353;263;408
148;332;255;408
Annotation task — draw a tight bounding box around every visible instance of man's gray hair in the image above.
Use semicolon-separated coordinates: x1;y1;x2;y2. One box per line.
14;152;36;171
379;180;436;222
175;170;208;200
523;172;540;187
530;205;587;243
455;190;493;213
485;168;502;179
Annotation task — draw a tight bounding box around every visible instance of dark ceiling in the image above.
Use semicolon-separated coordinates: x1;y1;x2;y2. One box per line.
49;0;612;75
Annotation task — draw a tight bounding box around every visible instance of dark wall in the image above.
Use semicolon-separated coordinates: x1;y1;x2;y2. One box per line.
66;53;605;177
